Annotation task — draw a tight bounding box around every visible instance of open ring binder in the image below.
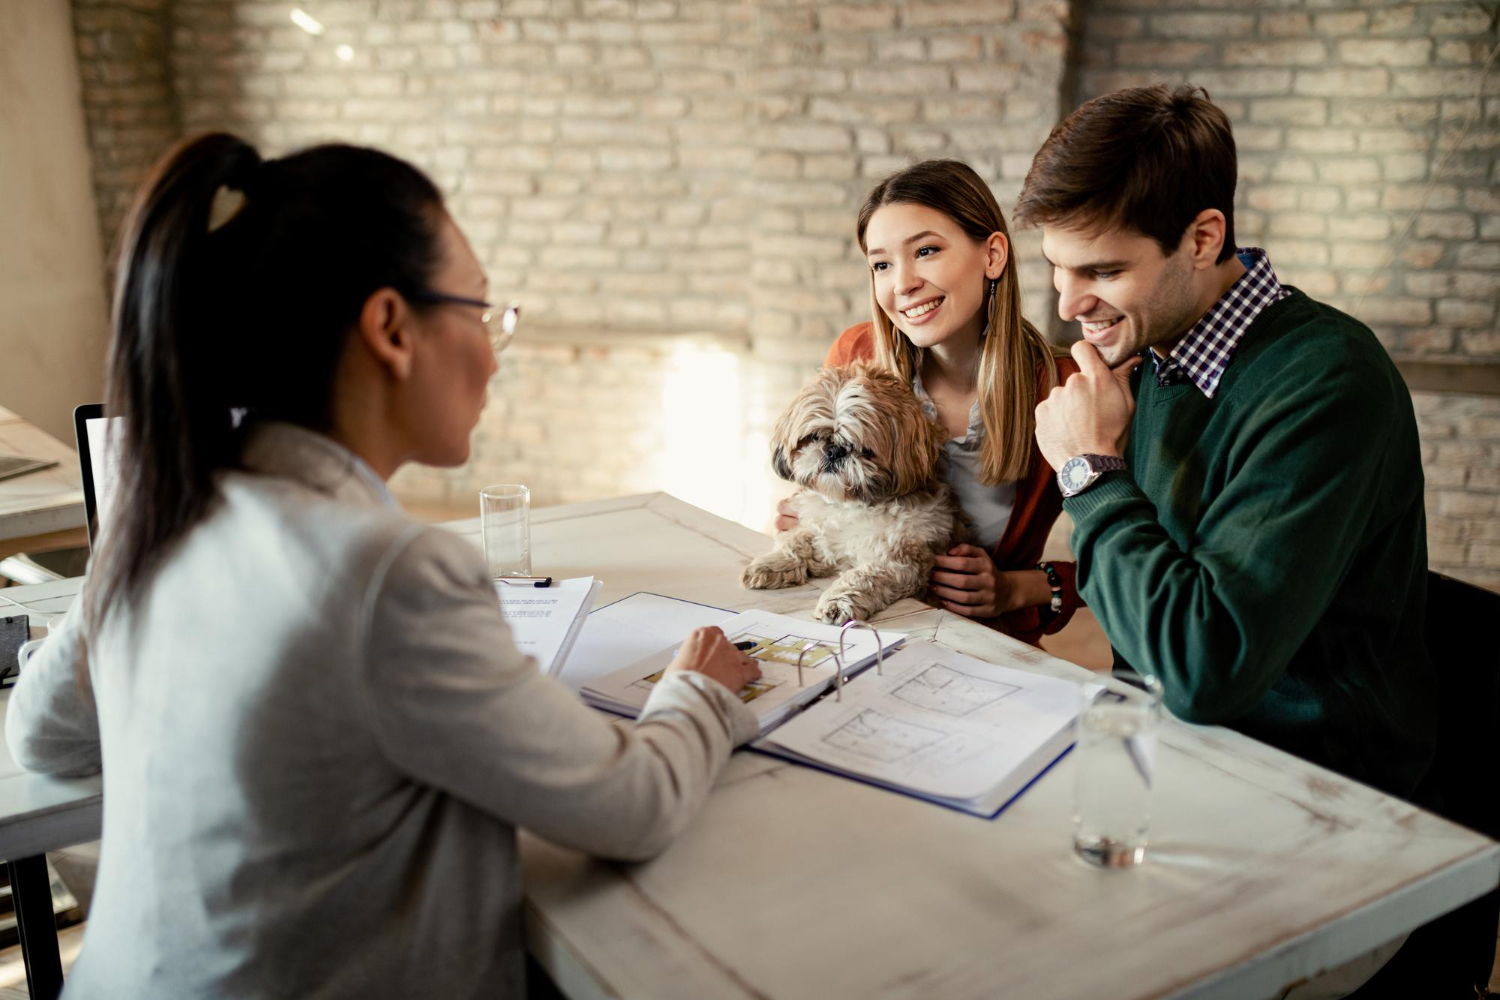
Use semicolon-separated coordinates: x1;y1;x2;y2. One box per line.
795;641;837;695
839;620;884;677
793;619;883;703
582;607;905;739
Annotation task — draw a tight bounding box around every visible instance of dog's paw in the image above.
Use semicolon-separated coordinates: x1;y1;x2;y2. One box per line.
814;591;864;625
741;559;802;590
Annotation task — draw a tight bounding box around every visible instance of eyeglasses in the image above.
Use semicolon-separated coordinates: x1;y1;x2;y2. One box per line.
405;290;521;355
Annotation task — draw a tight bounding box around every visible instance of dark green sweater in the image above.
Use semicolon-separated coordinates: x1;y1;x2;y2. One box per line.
1064;290;1436;797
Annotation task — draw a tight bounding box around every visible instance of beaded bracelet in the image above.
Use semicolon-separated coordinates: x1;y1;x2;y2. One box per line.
1036;561;1063;621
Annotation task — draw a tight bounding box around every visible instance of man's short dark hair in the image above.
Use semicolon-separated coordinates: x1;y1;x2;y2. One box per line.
1015;84;1238;263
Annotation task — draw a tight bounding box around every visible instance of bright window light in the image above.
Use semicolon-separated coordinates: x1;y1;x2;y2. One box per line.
658;345;757;526
289;9;325;35
335;44;355;61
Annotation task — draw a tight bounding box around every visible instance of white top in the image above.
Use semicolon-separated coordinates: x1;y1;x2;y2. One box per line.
911;371;1016;549
5;423;757;999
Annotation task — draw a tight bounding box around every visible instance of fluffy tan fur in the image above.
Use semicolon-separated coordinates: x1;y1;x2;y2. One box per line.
742;363;966;624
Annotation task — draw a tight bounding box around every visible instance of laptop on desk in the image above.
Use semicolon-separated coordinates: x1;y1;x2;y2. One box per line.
72;405;248;552
72;404;120;553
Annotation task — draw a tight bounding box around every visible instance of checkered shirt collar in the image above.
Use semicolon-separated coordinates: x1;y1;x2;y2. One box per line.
1150;248;1291;399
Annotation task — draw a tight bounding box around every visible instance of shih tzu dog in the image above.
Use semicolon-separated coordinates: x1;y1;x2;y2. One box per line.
742;363;965;624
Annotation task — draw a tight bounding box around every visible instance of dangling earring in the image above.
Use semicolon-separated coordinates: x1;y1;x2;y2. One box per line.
981;278;998;338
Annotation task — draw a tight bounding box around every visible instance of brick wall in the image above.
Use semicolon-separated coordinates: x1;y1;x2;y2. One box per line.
149;0;1077;346
1075;0;1500;587
63;0;1500;587
72;0;181;267
1416;390;1500;591
74;0;1074;525
746;0;1071;365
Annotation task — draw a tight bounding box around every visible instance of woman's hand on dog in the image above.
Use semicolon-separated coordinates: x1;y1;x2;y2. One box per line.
931;545;1050;618
774;496;800;533
665;626;762;694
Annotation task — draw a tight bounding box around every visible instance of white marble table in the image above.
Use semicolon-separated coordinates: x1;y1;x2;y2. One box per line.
476;493;1497;1000
0;695;102;862
1;492;1495;1000
0;406;86;562
0;620;101;999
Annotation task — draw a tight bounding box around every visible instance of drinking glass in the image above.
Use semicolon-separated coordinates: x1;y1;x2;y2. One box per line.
480;484;530;578
1073;674;1163;869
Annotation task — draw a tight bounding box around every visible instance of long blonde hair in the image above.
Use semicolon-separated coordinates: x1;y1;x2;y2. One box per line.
856;159;1064;486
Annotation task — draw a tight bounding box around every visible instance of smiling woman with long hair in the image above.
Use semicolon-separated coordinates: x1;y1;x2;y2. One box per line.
6;133;760;999
780;160;1082;643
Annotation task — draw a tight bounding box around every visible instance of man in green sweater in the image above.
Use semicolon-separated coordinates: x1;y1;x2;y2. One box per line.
1019;85;1435;802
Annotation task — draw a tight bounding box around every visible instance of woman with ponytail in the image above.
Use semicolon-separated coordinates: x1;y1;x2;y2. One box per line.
7;134;760;998
778;160;1082;644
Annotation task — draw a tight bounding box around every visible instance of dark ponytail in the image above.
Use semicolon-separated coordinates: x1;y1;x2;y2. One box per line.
91;133;446;628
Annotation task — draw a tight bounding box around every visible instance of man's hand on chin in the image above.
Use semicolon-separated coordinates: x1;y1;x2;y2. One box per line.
1034;341;1144;471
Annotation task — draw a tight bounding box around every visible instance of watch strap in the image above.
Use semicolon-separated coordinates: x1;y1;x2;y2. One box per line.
1083;454;1127;475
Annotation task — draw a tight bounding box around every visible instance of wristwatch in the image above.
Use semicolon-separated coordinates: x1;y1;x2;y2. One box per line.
1057;454;1127;498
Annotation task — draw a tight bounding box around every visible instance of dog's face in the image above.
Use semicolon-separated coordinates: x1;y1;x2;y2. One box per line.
770;363;945;503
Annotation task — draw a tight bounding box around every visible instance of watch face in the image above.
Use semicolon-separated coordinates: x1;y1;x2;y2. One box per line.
1061;457;1091;492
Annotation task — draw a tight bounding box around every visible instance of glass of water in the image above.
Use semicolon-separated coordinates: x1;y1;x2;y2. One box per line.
480;484;530;578
1073;674;1163;869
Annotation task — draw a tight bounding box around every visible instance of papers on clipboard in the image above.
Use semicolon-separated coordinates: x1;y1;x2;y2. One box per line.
494;576;602;677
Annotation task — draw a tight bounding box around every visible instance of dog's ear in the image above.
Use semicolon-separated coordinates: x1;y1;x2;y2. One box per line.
909;408;946;492
772;445;792;480
880;376;945;496
768;387;803;483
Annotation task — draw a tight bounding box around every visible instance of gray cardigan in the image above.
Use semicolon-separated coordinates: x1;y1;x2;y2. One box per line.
7;423;757;998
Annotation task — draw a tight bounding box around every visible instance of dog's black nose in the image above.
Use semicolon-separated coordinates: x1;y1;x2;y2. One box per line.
823;442;849;471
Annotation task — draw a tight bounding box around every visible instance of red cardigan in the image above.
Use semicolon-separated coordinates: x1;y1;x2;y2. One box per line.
824;323;1082;645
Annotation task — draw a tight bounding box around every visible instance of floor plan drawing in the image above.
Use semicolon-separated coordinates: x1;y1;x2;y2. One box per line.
891;662;1020;717
823;709;945;763
631;667;781;703
627;628;838;705
731;629;837;668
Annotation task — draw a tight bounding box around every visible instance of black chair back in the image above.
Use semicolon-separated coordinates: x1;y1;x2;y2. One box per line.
1351;571;1500;998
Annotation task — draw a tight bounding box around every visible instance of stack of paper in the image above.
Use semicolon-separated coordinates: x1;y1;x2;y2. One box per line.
581;609;905;737
757;641;1081;817
494;576;602;677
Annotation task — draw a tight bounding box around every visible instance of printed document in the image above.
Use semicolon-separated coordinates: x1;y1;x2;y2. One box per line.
494;576;601;677
758;641;1080;816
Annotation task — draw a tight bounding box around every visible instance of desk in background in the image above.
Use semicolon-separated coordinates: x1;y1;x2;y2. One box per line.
0;492;1495;1000
0;668;101;999
0;407;86;564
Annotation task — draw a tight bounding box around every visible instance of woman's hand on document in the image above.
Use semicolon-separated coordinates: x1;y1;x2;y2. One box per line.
665;627;762;695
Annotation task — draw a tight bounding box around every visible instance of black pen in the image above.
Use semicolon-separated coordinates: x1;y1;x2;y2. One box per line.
496;576;553;588
733;640;758;651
